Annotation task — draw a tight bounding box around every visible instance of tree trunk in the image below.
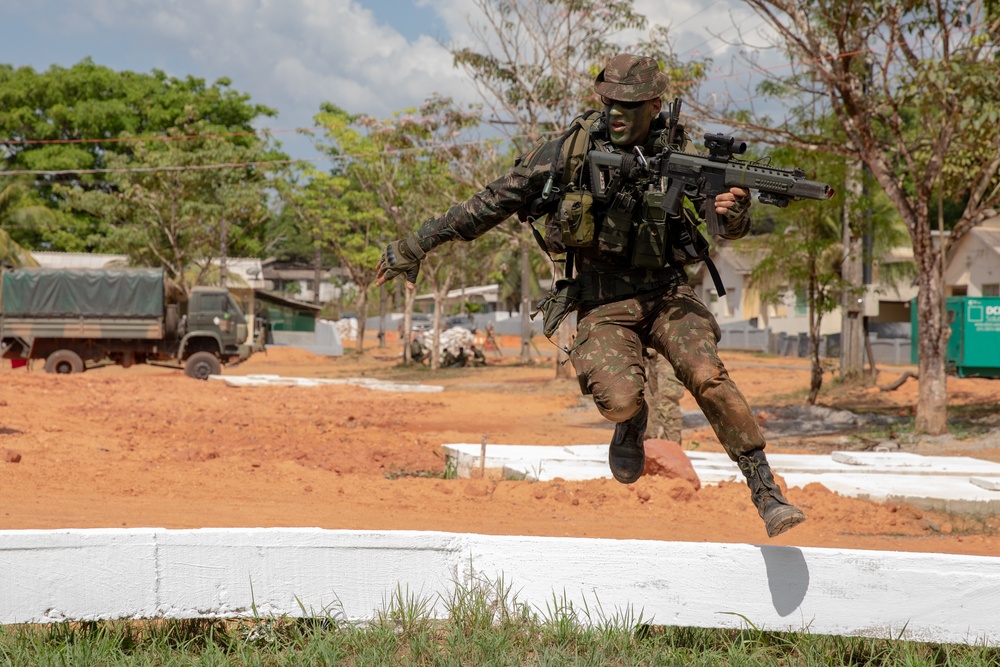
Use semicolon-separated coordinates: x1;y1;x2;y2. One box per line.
354;290;367;353
402;289;415;364
807;267;823;405
840;161;865;379
913;225;949;434
377;283;387;349
432;291;446;370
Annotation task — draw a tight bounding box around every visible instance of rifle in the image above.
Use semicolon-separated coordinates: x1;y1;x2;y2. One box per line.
589;132;835;236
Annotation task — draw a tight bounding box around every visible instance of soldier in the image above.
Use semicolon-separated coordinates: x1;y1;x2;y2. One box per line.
470;345;487;367
409;333;428;364
644;349;684;443
376;53;805;537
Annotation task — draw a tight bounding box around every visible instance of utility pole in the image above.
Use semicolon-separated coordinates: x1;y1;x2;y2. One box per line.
313;237;322;305
219;216;228;289
841;58;875;381
841;162;865;378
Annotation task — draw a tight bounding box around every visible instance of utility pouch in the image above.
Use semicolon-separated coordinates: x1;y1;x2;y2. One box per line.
542;215;567;254
532;278;581;338
597;190;636;256
556;188;596;247
632;191;669;268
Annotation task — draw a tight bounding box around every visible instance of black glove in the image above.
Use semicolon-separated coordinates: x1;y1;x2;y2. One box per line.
377;235;426;285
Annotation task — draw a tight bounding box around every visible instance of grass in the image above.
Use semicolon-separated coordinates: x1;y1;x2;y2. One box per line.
383;451;459;480
2;577;1000;666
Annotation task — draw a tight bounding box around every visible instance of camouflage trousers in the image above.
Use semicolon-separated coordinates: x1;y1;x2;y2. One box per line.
569;283;765;461
643;351;684;443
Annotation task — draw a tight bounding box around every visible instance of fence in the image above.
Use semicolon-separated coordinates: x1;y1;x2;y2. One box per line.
719;322;912;366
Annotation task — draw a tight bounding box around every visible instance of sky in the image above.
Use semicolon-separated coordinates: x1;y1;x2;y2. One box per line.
0;0;774;164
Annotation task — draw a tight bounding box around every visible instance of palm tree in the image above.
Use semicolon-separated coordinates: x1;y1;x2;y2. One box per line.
0;181;48;268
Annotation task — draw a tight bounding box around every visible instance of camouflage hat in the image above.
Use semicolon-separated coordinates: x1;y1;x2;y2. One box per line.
594;53;667;102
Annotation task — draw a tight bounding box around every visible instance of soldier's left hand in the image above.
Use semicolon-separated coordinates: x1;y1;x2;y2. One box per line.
714;187;750;215
376;236;425;290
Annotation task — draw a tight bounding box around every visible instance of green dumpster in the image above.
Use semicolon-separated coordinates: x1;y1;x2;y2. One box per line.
911;296;1000;378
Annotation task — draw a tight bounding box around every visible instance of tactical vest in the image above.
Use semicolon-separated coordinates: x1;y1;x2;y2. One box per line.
520;110;726;298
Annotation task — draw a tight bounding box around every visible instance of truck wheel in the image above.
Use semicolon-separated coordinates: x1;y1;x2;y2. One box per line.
185;351;221;380
44;349;84;375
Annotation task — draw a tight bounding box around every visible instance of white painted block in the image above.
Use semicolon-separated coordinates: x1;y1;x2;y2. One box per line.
970;477;1000;491
2;528;1000;647
154;528;463;621
0;529;158;623
832;451;932;467
214;375;444;393
462;535;1000;646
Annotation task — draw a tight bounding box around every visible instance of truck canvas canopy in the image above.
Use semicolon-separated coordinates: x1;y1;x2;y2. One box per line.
1;268;165;318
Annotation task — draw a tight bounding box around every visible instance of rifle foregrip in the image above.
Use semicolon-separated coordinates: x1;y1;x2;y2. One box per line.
704;207;724;237
588;150;624;199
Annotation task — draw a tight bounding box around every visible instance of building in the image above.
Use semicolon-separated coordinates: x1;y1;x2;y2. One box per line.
260;259;348;304
943;216;1000;297
413;284;502;314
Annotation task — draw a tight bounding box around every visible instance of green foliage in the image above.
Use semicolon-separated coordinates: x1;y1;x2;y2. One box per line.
0;58;279;256
60;121;279;293
0;181;45;266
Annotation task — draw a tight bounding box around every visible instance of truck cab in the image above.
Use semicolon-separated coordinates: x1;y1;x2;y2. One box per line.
179;287;252;379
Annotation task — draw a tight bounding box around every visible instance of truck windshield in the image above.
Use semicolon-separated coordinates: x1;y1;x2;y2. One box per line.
226;295;245;317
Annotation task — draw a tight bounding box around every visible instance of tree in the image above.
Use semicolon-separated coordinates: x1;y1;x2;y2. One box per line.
0;181;47;267
707;0;1000;434
310;98;496;360
0;58;277;253
63;122;277;294
276;156;381;354
451;0;711;369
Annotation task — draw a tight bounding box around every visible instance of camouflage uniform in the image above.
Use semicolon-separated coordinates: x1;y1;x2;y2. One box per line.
643;349;684;443
378;54;805;537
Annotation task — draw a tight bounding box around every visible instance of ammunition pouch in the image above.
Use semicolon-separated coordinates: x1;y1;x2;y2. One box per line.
597;190;638;257
555;188;596;247
632;191;669;269
532;278;582;338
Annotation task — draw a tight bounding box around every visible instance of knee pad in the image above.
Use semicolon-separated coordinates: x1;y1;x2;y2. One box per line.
593;379;644;422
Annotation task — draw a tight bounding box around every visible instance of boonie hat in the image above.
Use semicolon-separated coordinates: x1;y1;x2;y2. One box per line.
594;53;668;102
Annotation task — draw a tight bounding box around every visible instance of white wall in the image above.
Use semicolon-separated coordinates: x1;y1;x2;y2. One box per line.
1;528;998;646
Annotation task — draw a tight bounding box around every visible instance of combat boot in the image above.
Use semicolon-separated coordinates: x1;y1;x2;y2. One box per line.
608;401;648;484
737;448;806;538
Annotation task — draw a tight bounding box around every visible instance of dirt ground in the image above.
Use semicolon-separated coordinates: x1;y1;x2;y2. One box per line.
3;337;1000;557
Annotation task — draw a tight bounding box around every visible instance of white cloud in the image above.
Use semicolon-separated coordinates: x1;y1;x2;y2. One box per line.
0;0;779;157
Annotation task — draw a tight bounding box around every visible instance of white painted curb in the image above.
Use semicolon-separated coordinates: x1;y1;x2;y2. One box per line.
0;528;997;646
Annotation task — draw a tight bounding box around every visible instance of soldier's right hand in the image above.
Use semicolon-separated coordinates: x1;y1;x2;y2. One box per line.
376;236;426;290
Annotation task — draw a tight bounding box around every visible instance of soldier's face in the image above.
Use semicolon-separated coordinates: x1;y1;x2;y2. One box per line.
603;97;661;148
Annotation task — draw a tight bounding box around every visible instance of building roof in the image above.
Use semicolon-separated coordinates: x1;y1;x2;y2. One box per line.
30;252;266;289
31;251;127;269
254;290;322;312
414;284;500;303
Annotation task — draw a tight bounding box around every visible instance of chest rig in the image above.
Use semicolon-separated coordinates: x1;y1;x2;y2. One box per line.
521;104;726;299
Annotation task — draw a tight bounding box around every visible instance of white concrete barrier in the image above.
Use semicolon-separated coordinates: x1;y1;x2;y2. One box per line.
444;444;1000;513
1;528;999;645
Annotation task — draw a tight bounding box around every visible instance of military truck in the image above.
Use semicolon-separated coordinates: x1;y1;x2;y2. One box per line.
0;267;252;379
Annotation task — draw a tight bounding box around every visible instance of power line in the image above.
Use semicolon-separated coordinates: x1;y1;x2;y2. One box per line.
0;138;510;177
1;20;986;177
